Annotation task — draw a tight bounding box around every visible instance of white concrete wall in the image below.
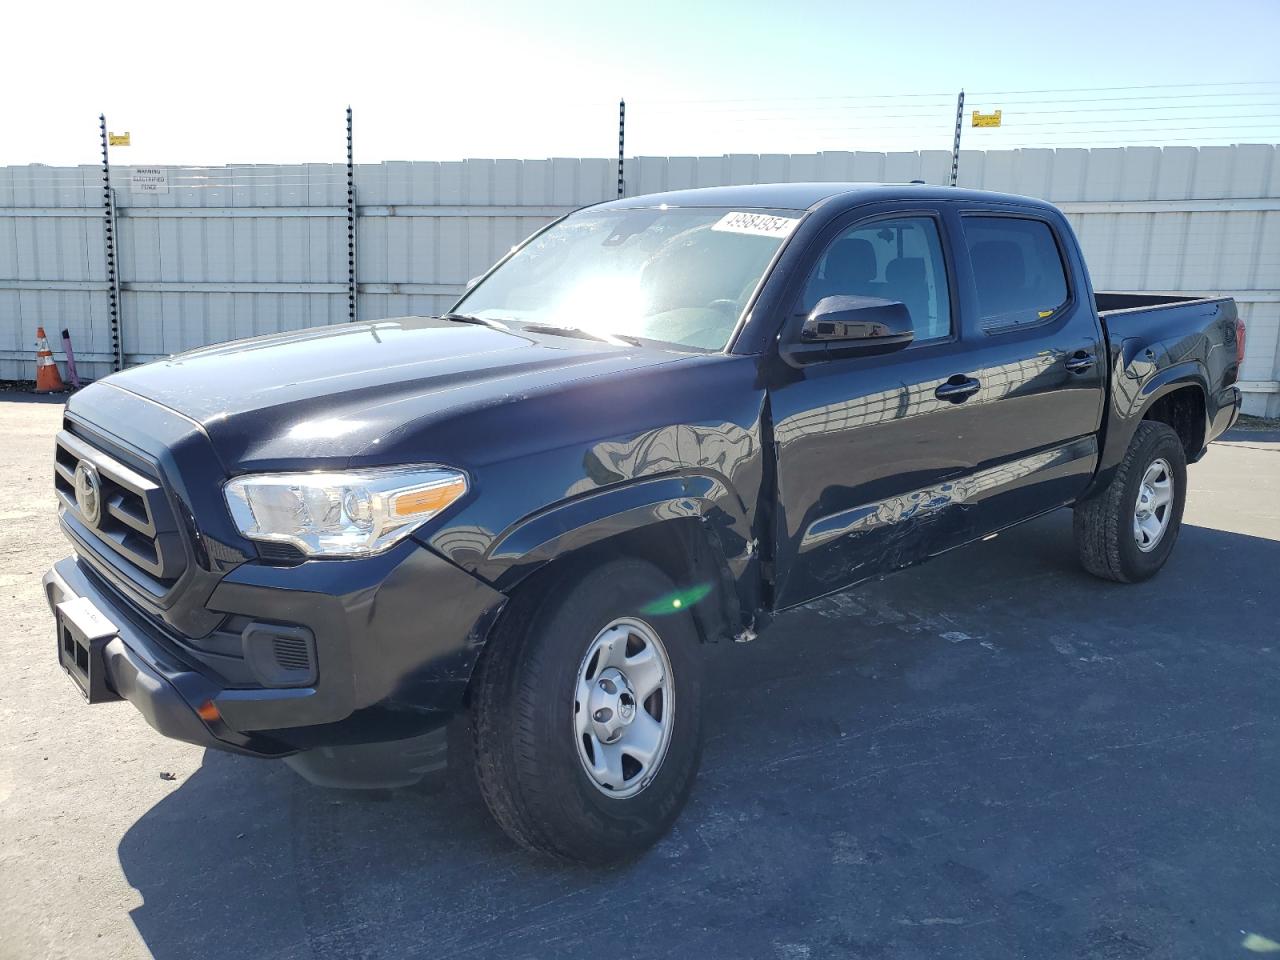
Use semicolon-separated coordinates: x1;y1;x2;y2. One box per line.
2;146;1277;415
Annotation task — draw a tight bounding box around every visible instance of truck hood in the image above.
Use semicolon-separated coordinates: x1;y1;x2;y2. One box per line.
99;317;689;470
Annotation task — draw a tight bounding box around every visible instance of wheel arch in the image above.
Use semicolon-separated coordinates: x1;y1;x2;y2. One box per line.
1085;359;1209;499
480;474;753;651
1140;382;1207;463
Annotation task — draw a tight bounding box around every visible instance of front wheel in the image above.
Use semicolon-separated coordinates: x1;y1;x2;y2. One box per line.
1073;421;1188;583
470;558;704;863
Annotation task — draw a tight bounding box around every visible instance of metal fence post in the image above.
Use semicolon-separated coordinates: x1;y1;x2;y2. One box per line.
617;98;626;198
949;90;965;187
99;114;123;371
346;105;357;322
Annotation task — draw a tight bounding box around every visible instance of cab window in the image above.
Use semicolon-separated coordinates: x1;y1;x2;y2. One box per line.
800;216;952;342
962;216;1070;331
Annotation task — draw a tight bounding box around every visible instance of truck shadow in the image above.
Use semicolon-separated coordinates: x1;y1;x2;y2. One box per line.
117;514;1280;960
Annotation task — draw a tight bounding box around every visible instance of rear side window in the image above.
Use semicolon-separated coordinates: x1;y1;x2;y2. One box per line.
962;216;1069;331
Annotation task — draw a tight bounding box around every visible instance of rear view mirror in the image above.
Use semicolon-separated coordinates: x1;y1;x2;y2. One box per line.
781;295;914;366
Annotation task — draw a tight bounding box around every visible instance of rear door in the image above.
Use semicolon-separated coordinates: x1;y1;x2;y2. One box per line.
768;201;1105;610
947;207;1106;536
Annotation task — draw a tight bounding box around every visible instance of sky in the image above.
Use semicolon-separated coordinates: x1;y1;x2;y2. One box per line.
4;0;1280;167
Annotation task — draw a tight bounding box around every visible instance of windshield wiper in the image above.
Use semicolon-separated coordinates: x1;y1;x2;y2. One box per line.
440;312;510;332
521;323;642;346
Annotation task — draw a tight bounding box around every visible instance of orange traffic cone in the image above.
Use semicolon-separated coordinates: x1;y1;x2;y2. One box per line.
34;326;67;393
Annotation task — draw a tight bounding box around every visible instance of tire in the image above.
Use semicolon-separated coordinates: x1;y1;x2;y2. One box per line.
470;557;704;863
1073;421;1188;583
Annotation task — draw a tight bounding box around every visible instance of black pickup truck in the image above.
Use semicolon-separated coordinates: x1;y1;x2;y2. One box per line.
44;183;1243;863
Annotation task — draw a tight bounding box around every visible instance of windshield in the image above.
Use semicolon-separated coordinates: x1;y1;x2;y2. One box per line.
452;206;802;350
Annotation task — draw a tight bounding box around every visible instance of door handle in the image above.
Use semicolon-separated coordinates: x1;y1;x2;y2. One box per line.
1065;352;1096;373
935;376;981;403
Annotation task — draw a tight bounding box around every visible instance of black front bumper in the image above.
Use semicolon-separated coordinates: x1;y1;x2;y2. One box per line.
45;557;290;757
44;540;508;759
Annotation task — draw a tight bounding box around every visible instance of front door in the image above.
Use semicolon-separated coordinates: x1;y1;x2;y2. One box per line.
769;206;977;607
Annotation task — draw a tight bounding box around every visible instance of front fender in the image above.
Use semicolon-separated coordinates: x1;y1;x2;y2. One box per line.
479;472;756;636
485;474;724;563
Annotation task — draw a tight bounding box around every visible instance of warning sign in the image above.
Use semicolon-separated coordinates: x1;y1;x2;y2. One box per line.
108;132;131;146
971;110;1002;128
129;167;170;195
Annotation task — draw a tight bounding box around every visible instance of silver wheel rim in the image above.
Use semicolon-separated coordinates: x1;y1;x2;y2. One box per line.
1133;458;1174;553
573;617;674;800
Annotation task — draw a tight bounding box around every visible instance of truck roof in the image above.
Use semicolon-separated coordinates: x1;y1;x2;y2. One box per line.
599;181;1053;213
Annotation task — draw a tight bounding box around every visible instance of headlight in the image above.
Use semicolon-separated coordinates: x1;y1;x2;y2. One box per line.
224;466;468;558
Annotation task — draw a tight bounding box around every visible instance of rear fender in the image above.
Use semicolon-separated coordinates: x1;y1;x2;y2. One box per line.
1086;352;1208;498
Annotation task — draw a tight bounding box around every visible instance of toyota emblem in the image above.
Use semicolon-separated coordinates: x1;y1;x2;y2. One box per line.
73;460;102;527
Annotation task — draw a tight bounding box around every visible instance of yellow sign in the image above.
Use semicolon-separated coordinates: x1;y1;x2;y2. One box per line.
108;132;131;146
971;110;1002;128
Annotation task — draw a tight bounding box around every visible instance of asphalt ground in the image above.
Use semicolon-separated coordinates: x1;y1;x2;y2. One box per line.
1;394;1276;960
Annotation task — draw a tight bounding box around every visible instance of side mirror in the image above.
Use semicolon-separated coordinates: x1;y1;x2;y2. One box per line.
465;275;483;291
781;295;914;366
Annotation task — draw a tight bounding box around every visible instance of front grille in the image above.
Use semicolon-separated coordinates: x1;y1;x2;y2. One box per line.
54;427;187;587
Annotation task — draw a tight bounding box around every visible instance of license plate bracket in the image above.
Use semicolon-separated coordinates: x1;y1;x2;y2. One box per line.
55;596;120;703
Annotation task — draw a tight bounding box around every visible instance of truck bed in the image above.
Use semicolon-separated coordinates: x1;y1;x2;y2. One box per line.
1094;291;1239;355
1089;290;1242;471
1094;291;1224;315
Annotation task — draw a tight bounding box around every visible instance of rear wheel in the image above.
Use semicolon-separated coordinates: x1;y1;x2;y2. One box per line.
1073;421;1188;583
470;558;703;863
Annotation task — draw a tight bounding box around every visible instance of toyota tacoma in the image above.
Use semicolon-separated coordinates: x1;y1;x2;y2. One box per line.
44;183;1244;863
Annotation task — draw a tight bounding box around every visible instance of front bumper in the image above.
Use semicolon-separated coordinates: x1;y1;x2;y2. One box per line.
44;540;508;759
45;558;290;757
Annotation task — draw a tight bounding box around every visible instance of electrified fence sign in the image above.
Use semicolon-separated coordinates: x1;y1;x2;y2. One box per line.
129;167;170;195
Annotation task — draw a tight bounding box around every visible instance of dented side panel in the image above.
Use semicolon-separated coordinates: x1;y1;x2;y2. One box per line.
785;436;1098;607
765;198;1107;609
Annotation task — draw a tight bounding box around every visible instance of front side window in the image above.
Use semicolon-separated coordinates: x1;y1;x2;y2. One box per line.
800;216;952;342
454;207;800;351
962;216;1070;330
